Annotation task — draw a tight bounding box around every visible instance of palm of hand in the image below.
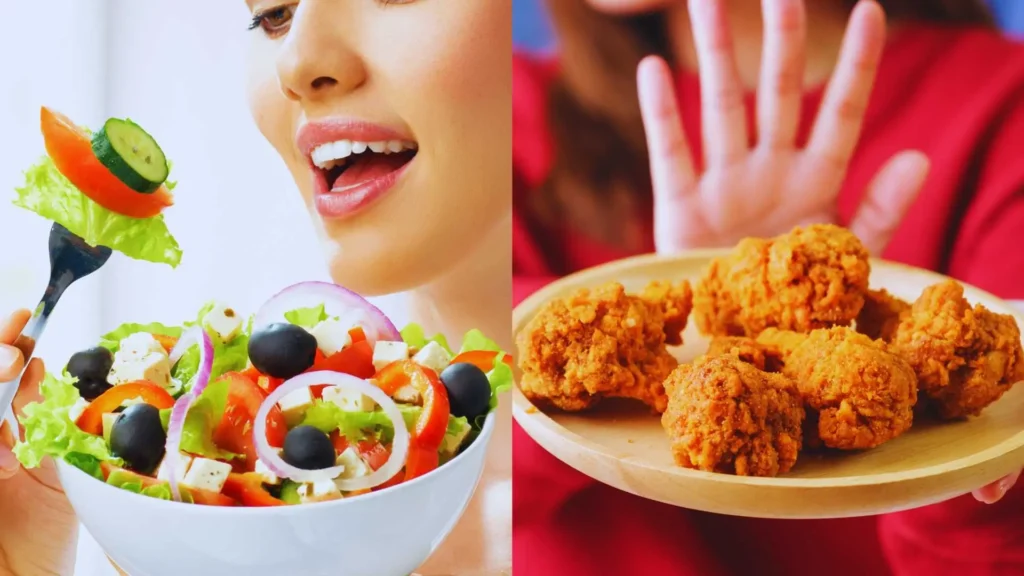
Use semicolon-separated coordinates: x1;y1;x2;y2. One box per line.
642;0;928;256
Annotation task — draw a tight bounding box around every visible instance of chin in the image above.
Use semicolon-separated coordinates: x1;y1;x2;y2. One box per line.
321;234;445;297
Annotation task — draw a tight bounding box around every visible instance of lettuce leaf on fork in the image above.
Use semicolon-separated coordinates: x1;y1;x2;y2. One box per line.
12;155;182;267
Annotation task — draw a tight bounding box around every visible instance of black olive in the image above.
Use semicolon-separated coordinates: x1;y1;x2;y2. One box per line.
248;323;317;379
282;425;336;470
74;377;112;401
109;403;166;474
67;347;113;382
440;363;491;420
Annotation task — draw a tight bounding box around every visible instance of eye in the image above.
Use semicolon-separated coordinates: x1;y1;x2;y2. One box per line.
248;4;296;37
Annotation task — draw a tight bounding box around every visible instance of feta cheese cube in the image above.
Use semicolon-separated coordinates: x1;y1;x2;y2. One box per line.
310;319;353;356
101;412;120;442
412;341;452;374
181;457;232;493
67;397;90;423
157;452;195;484
254;459;280;485
202;302;244;343
278;387;313;426
393;384;422;405
372;341;409;372
322;386;377;413
117;332;167;360
334;447;372;480
441;418;472;458
108;352;172;389
298;478;341;502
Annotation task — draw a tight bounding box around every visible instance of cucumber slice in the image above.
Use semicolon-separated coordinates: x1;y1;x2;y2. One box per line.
91;118;169;194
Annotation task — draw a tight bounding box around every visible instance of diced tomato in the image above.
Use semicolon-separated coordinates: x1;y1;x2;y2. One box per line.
310;341;375;399
349;327;367;343
449;350;513;373
76;382;175;435
152;334;178;354
212;372;288;473
374;361;450;450
240;366;262;383
356;439;391;472
40;107;174;218
222;473;285;507
99;462;236;506
329;430;350;454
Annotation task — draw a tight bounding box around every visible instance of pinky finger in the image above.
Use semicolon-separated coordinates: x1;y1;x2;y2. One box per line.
848;150;929;255
973;470;1021;504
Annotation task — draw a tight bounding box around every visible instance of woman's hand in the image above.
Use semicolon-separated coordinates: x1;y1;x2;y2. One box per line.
973;471;1021;504
639;0;930;256
0;309;79;576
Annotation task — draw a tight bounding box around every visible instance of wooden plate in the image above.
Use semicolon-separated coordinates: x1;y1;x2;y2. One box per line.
512;250;1024;519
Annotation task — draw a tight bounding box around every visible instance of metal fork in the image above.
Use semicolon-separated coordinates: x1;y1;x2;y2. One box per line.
0;223;111;421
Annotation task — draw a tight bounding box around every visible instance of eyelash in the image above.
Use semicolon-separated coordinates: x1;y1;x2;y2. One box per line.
248;1;414;36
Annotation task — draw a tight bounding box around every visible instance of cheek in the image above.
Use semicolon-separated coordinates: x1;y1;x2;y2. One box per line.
245;40;308;200
326;3;510;292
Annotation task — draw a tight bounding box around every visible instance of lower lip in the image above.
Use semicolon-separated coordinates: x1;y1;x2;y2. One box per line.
311;156;415;219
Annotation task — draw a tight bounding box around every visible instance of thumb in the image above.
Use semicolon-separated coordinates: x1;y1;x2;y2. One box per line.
849;150;930;256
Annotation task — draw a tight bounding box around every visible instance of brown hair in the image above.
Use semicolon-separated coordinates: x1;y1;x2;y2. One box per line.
536;0;994;249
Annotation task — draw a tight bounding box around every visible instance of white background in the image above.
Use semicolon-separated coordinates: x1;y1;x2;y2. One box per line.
1;2;406;574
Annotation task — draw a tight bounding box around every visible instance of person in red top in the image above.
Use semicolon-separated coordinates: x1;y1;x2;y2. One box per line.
514;0;1024;574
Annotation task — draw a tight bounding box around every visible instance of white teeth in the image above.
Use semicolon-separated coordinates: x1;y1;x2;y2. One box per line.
311;139;418;169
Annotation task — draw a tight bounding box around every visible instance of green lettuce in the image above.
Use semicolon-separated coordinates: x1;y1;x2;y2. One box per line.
300;400;468;448
13;155;182;267
400;324;453;354
99;321;182;351
14;373;117;468
177;379;239;461
284;305;334;329
64;452;104;480
106;469;176;501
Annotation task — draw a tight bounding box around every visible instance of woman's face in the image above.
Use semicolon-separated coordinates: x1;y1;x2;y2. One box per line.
246;1;510;296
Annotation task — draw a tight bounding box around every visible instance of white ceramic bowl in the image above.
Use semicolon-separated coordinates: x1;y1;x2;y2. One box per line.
57;413;496;576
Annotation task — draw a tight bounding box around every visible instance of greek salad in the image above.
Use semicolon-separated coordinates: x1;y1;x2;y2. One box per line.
14;282;511;506
13;106;181;267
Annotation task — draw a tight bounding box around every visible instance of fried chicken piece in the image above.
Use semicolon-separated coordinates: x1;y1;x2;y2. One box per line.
755;328;810;363
891;280;1024;419
856;288;910;341
705;337;777;371
517;281;693;412
661;355;804;477
781;327;917;450
694;224;871;337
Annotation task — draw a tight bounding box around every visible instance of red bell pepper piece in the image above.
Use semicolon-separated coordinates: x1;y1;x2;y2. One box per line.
76;381;175;435
222;473;285;507
448;350;513;373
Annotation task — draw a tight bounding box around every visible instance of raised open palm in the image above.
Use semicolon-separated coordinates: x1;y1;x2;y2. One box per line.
640;0;930;256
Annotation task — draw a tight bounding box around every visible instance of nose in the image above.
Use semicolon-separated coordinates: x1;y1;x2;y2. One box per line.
276;4;366;102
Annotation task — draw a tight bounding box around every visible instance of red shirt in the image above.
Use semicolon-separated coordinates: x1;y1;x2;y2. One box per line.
513;25;1024;576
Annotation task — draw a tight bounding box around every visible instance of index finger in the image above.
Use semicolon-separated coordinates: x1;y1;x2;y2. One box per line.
638;55;697;196
0;310;31;346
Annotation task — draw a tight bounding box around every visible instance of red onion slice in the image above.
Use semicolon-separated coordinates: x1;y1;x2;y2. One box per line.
253;281;401;344
253;371;410;491
162;327;213;502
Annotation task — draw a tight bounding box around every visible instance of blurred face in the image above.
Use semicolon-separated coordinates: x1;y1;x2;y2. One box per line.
245;1;510;296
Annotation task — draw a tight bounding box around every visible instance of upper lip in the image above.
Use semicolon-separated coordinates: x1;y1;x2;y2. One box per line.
296;118;415;158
